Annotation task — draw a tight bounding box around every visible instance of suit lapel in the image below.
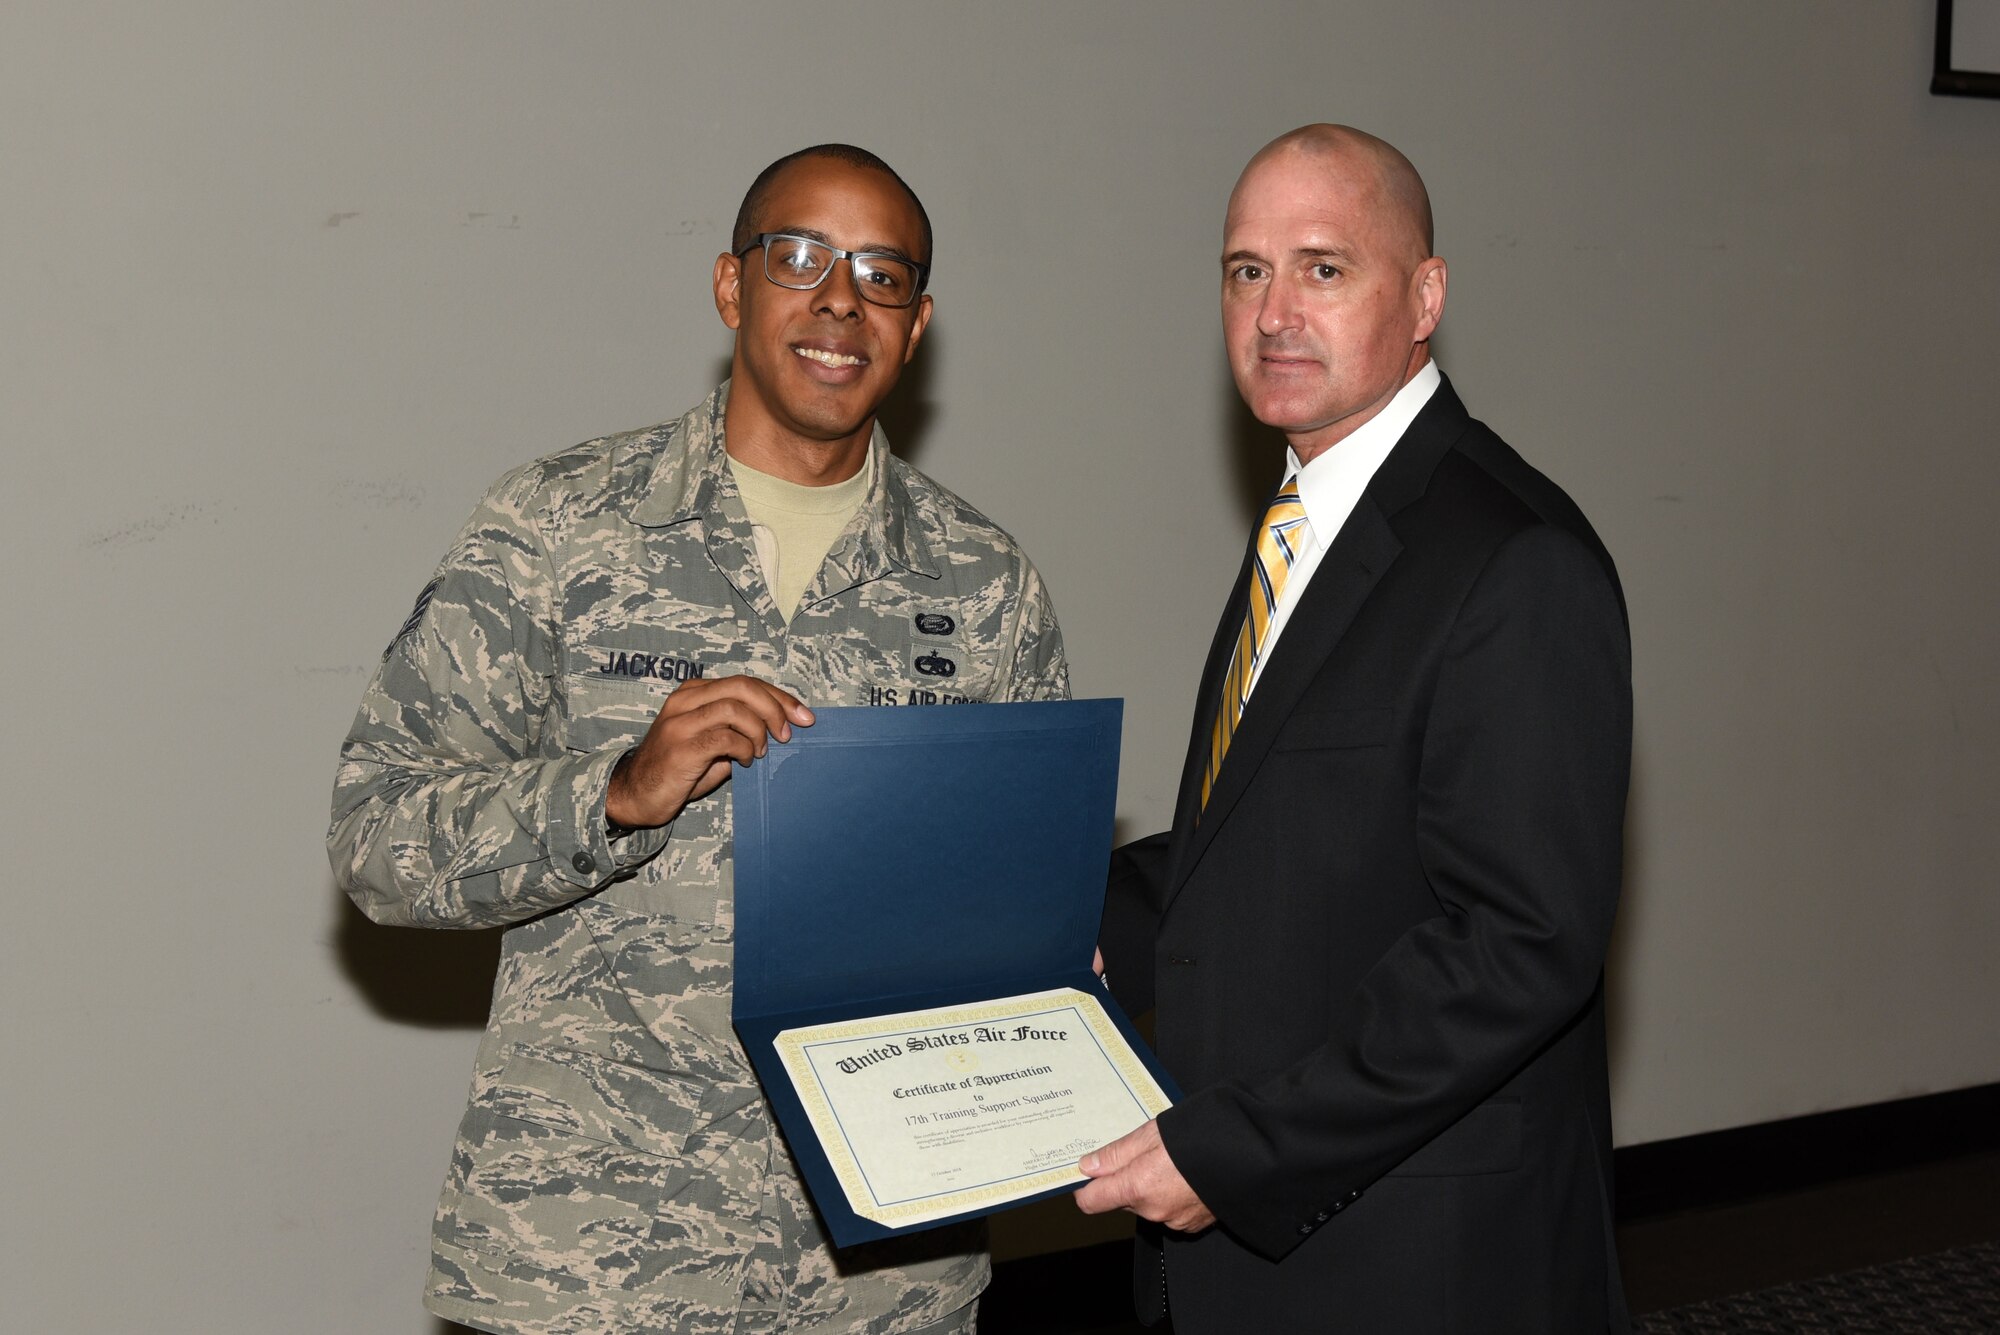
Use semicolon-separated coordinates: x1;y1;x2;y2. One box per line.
1162;536;1258;893
1163;375;1474;904
1164;501;1401;904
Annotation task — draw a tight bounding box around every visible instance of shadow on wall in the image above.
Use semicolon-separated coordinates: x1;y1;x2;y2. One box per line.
873;324;937;470
333;887;500;1029
1223;369;1281;524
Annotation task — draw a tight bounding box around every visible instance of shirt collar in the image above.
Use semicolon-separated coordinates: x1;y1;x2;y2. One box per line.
1285;359;1442;537
628;380;938;577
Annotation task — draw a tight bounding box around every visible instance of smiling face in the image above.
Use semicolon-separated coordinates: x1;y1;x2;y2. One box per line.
714;156;933;482
1221;134;1445;463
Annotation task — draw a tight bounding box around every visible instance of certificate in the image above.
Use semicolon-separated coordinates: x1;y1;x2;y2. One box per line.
732;700;1177;1245
774;988;1173;1229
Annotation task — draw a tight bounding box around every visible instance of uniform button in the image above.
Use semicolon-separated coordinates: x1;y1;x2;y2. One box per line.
1298;1222;1314;1236
572;851;597;874
1315;1211;1330;1222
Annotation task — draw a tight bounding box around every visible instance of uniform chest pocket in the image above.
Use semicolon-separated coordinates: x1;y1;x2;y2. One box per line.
559;672;667;755
561;627;731;753
1271;706;1393;752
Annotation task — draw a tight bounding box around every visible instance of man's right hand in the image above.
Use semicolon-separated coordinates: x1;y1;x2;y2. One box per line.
604;675;814;830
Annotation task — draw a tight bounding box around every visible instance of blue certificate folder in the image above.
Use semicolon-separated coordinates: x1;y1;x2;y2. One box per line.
731;698;1176;1247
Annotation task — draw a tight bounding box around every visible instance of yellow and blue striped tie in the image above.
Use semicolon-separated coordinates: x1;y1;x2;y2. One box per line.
1202;479;1309;809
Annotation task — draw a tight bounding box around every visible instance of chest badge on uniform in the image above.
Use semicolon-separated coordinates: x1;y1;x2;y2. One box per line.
915;652;957;678
914;612;955;637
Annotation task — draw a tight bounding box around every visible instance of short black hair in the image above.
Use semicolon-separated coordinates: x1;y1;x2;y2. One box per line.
731;144;933;267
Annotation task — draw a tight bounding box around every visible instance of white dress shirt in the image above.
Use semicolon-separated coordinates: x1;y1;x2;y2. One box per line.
1246;360;1442;697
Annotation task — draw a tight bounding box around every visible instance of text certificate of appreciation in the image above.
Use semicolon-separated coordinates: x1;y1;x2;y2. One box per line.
773;987;1172;1229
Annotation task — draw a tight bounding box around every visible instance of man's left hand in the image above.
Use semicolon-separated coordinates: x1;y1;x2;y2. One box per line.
1074;1118;1215;1233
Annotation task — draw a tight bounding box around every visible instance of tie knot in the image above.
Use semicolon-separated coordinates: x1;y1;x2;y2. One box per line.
1265;478;1305;519
1261;480;1308;554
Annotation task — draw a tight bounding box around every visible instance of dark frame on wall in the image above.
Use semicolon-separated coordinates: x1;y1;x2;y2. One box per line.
1934;0;2000;97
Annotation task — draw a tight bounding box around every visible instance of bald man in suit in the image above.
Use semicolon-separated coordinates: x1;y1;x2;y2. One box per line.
1079;125;1633;1334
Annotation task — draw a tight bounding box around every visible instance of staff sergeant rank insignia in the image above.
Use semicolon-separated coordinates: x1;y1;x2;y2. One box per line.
385;577;442;659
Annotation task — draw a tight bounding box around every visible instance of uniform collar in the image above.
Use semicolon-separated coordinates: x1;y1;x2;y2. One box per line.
628;380;939;579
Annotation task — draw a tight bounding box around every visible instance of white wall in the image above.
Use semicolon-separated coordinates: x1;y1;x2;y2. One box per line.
4;2;1996;1329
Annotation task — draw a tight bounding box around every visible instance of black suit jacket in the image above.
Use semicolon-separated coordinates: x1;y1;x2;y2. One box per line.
1101;377;1633;1334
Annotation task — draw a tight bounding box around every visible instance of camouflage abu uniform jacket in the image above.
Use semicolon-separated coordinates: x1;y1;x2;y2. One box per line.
329;384;1070;1335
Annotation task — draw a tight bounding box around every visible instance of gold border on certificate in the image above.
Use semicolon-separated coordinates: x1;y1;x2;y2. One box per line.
774;988;1173;1228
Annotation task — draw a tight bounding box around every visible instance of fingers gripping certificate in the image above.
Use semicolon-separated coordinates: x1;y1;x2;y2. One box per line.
776;989;1173;1229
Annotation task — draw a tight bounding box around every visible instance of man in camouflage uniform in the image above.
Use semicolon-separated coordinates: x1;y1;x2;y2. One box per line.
329;144;1069;1335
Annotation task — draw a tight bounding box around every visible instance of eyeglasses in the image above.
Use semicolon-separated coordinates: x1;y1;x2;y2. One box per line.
736;233;929;308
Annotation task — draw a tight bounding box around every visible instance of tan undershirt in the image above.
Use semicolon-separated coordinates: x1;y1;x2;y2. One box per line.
727;450;872;623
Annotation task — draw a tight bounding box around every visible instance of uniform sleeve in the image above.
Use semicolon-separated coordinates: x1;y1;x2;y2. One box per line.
327;472;670;929
994;556;1071;702
1159;524;1632;1259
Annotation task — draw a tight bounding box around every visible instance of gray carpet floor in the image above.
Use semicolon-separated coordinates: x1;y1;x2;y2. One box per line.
1633;1239;2000;1333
